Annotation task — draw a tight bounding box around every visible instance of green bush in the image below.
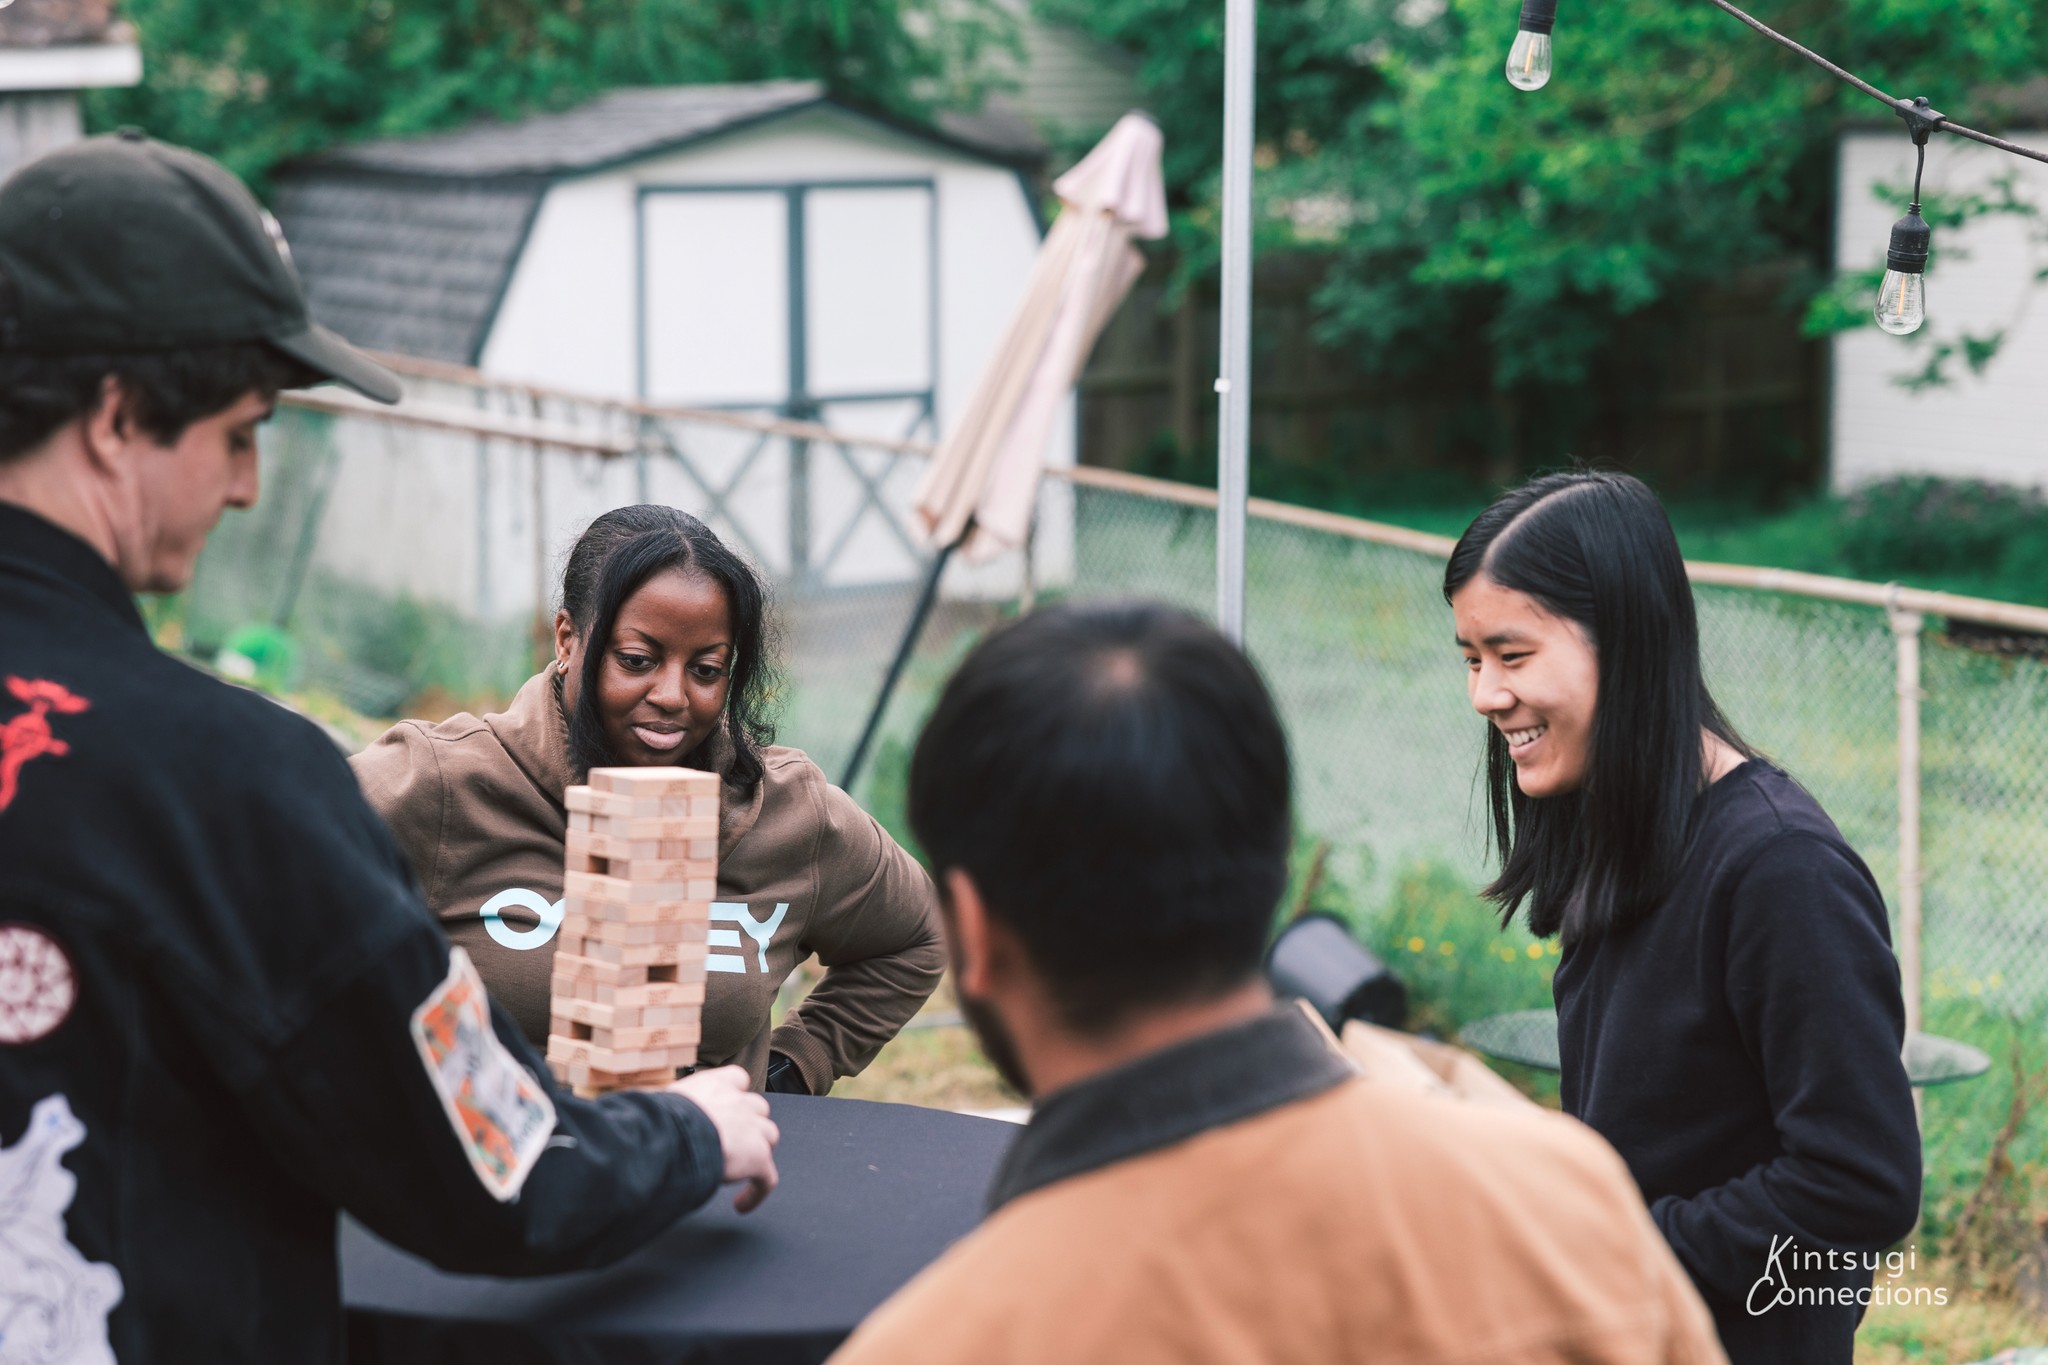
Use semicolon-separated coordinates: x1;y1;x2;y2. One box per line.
1341;858;1558;1037
1838;477;2048;583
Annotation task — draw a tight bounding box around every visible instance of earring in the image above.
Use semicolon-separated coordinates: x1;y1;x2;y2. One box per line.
556;659;570;676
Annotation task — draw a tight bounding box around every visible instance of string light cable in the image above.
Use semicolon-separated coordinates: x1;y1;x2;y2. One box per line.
1504;0;2048;334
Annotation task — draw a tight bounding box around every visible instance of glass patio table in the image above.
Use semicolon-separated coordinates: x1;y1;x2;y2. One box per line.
1460;1008;1990;1086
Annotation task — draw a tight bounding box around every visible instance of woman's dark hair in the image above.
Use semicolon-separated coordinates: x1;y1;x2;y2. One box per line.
0;344;318;462
1443;470;1753;943
558;505;780;799
908;601;1292;1036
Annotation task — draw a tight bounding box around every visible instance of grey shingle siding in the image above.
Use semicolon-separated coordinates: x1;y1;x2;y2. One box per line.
272;175;543;364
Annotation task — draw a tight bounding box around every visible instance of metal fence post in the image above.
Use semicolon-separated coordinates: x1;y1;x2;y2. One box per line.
1888;599;1925;1038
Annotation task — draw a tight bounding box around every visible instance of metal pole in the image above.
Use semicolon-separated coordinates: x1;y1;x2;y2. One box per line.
841;535;960;791
1889;604;1925;1038
1215;0;1257;643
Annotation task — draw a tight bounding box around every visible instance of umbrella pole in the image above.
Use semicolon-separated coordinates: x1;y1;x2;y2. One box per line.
1216;0;1258;644
841;532;961;791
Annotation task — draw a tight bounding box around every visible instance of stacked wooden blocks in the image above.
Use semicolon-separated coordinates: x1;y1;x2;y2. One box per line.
547;766;719;1098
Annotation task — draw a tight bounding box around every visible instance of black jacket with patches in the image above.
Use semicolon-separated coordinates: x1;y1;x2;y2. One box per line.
0;504;724;1363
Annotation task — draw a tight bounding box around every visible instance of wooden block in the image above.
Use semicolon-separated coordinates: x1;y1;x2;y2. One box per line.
584;979;708;1009
581;814;719;841
562;910;708;946
565;871;689;904
553;996;644;1030
565;894;712;927
567;786;697;819
580;938;711;970
555;1002;652;1033
552;952;649;987
592;1019;702;1051
546;1034;678;1073
588;767;719;796
599;857;717;883
568;826;719;861
689;795;718;818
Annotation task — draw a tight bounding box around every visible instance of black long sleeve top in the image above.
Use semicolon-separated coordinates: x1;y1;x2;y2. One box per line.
1555;759;1922;1365
0;504;725;1363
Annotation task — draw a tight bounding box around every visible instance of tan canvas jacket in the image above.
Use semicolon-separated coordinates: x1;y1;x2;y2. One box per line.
350;670;944;1091
831;1008;1728;1365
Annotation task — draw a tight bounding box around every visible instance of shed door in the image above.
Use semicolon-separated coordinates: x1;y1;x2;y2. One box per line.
638;182;936;587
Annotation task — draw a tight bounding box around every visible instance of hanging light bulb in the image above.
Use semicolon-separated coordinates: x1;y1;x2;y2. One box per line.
1506;0;1557;91
1875;207;1929;335
1874;99;1942;337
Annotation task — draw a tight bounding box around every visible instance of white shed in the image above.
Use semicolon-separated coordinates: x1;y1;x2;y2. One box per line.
1831;124;2048;493
270;82;1070;609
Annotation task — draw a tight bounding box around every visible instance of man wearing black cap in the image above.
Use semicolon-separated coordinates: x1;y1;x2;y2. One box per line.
0;133;779;1362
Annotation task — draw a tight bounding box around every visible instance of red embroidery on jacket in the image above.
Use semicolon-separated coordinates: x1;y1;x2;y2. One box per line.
0;677;91;814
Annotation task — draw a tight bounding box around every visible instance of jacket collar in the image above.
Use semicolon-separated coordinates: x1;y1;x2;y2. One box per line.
0;501;145;634
986;1003;1356;1212
486;668;764;856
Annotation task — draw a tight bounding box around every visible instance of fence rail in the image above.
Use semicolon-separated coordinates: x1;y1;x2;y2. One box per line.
247;361;2048;1036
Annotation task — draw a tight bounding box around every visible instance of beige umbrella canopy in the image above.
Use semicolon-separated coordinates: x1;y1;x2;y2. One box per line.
842;114;1167;787
913;112;1169;560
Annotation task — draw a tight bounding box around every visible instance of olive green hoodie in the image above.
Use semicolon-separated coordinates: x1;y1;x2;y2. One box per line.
350;670;944;1092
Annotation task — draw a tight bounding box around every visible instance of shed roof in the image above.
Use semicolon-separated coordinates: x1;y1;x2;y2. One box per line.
313;81;831;179
273;82;1040;364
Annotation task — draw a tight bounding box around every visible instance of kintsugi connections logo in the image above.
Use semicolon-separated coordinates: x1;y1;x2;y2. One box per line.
1748;1236;1950;1314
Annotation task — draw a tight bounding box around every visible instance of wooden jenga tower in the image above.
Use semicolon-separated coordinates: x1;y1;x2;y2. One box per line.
546;766;719;1098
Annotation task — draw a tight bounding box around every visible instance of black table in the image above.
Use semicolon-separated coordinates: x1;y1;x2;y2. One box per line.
1460;1008;1992;1086
343;1094;1017;1365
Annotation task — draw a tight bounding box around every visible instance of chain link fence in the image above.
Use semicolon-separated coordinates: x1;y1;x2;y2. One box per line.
174;358;2048;1034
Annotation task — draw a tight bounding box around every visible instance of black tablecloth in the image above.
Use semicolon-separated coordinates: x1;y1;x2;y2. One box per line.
342;1094;1017;1365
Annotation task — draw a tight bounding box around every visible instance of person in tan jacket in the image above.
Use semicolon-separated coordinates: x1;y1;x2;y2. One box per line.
830;602;1728;1365
353;504;944;1094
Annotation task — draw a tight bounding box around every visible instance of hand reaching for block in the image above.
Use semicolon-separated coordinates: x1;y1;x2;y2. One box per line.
671;1066;781;1212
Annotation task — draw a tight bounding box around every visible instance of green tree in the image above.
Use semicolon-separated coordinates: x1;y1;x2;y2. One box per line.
89;0;1015;189
1042;0;2048;431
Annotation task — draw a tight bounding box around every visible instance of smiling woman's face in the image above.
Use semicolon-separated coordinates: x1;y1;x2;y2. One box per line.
1451;573;1599;798
555;567;734;767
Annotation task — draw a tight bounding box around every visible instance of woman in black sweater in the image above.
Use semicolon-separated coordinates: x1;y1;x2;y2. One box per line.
1444;471;1921;1365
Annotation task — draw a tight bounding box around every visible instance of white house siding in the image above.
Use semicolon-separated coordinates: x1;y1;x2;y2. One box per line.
1832;128;2048;493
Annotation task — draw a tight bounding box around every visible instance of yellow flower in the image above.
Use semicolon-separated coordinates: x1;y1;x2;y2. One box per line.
1438;941;1456;956
1548;942;1561;955
1407;936;1426;954
1526;943;1544;959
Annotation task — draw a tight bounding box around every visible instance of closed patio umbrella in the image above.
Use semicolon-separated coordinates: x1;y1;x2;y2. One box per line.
841;113;1168;787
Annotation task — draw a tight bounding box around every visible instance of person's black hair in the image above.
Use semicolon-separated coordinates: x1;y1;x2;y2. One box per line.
1443;470;1754;943
908;601;1292;1036
557;504;779;799
0;344;318;462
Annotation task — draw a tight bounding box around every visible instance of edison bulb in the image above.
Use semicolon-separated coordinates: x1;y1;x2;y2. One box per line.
1874;270;1925;336
1505;30;1552;91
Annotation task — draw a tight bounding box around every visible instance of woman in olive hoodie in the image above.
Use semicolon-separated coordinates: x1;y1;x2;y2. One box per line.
353;505;945;1094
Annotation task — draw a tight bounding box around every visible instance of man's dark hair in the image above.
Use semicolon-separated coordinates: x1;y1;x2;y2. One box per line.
0;344;317;463
1443;469;1756;944
558;504;781;801
908;601;1292;1036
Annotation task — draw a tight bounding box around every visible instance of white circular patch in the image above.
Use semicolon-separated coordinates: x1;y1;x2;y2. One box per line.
0;923;77;1044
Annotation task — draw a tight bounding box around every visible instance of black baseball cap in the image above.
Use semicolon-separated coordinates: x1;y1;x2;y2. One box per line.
0;129;400;403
